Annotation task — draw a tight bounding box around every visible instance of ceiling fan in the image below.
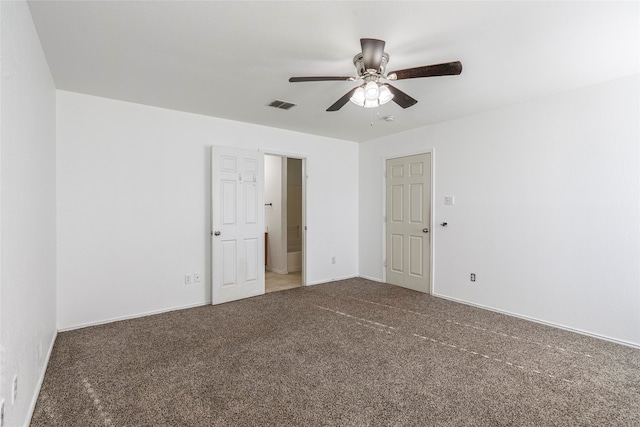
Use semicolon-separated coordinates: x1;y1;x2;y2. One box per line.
289;38;462;112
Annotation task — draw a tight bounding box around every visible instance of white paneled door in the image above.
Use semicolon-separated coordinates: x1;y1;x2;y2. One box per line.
385;153;431;293
211;146;265;304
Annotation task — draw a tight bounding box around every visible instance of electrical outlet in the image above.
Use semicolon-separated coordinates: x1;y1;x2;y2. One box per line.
185;274;192;285
11;375;18;404
470;273;476;282
194;272;201;283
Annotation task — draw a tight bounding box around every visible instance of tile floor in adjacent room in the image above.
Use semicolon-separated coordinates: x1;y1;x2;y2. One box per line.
265;270;302;293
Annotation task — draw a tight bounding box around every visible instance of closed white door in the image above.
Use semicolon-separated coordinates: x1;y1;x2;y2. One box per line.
385;153;431;293
211;146;265;304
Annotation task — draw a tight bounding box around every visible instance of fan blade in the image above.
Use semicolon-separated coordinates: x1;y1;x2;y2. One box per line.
386;84;418;109
361;38;385;71
326;87;358;112
390;61;462;80
289;76;353;82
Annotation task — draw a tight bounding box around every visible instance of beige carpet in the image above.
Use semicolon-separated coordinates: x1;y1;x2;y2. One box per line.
31;278;640;426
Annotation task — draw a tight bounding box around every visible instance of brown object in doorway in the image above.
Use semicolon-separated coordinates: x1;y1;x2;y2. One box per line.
264;232;268;265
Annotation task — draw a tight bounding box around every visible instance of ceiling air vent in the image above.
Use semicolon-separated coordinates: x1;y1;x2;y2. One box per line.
268;100;297;110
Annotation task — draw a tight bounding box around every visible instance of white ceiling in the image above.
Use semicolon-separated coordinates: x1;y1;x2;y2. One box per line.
28;1;639;143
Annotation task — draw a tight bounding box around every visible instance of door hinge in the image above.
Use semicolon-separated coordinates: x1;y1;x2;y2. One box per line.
383;215;387;222
383;259;387;267
383;170;387;178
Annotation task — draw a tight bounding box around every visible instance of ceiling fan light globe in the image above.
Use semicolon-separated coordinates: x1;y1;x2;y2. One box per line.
364;81;380;101
349;87;365;106
378;85;393;105
364;99;379;108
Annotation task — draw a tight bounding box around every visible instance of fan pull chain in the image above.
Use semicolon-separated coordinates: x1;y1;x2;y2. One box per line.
369;110;382;127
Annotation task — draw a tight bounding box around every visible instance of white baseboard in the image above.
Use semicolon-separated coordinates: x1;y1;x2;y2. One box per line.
433;292;640;350
307;275;358;286
27;330;58;425
58;301;210;332
357;275;385;283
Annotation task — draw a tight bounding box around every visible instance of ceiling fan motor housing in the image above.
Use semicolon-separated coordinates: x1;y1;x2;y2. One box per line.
353;52;389;78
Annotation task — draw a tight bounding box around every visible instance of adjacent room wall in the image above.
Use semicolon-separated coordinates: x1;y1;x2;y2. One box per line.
56;91;359;330
359;75;640;347
287;158;303;272
1;1;57;425
264;154;286;274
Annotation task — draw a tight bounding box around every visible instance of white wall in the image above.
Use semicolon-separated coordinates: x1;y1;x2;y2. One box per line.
264;154;286;273
57;91;359;330
360;75;640;347
1;1;57;425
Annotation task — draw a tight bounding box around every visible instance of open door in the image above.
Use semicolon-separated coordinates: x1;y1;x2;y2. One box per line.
211;146;265;304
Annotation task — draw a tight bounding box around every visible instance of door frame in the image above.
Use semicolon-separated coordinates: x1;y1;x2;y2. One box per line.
262;148;308;287
381;149;435;294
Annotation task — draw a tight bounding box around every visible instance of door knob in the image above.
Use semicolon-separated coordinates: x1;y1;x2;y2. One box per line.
423;228;429;233
214;231;221;236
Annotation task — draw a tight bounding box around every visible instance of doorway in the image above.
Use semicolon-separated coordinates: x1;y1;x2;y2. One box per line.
385;152;432;293
264;155;305;293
